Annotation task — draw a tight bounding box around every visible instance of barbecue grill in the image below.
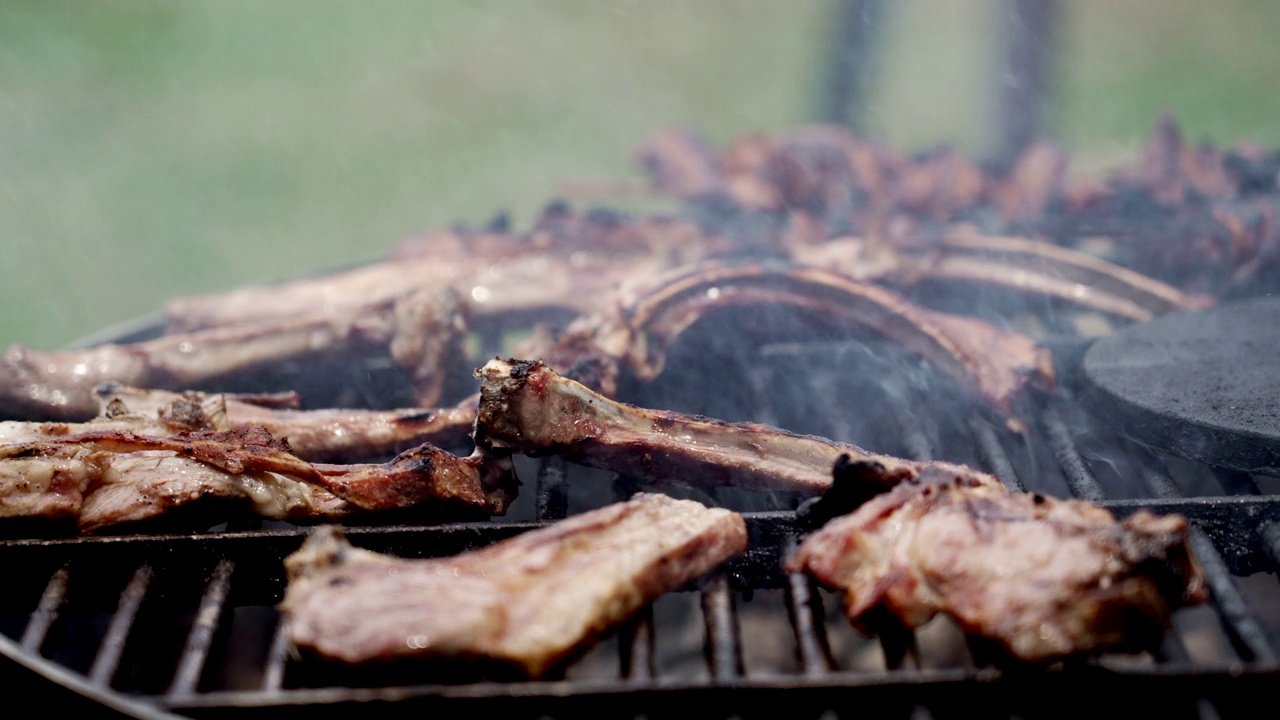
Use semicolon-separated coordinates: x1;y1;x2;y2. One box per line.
5;4;1280;719
2;303;1278;719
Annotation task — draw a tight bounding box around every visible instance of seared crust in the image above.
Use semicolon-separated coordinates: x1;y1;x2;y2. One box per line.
786;474;1208;662
475;358;1001;496
0;424;516;531
281;493;748;677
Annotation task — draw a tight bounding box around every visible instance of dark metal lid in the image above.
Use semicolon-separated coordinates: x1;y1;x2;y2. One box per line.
1083;296;1280;474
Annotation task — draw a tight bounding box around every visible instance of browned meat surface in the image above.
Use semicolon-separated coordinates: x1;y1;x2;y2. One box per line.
538;263;1054;428
639;119;1279;294
92;385;476;461
0;287;467;421
474;358;1001;496
167;211;715;333
0;425;516;532
786;471;1208;663
281;492;748;677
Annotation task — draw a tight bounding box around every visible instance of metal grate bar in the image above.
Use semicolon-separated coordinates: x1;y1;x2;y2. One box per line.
1132;453;1276;668
1139;462;1184;499
88;564;153;687
168;560;235;698
783;540;834;675
618;605;655;681
535;456;570;521
261;618;293;692
700;574;744;681
20;564;70;655
1041;405;1106;502
1188;530;1278;666
973;420;1024;492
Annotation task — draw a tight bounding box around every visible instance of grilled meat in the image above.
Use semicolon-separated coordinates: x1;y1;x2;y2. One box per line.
537;263;1054;428
0;286;468;421
91;385;476;461
166;212;716;333
474;358;1003;496
281;492;748;677
786;464;1208;663
0;425;515;532
641;119;1280;294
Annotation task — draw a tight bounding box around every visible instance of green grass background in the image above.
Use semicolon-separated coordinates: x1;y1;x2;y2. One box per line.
3;0;1279;349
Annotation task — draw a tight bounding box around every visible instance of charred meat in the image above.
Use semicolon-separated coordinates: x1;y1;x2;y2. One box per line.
786;462;1208;663
474;358;1002;497
0;425;515;532
90;384;476;462
281;492;748;677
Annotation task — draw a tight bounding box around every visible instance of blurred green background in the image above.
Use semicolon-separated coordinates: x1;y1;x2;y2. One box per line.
3;0;1279;350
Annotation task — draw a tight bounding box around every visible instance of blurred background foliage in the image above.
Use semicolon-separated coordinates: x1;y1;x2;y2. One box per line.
3;0;1279;349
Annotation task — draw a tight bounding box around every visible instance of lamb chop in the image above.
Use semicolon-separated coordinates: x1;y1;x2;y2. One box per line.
89;384;476;462
0;424;516;533
280;492;747;678
474;358;1003;497
165;211;717;333
786;458;1208;663
534;262;1055;429
0;285;468;421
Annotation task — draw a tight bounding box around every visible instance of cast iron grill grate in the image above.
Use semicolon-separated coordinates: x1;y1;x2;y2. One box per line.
1;337;1279;720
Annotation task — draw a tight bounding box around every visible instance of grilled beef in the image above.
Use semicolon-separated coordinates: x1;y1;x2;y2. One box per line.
281;492;748;677
786;466;1208;663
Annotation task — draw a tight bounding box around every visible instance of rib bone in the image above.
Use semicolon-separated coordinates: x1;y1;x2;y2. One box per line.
543;262;1054;428
474;358;1002;496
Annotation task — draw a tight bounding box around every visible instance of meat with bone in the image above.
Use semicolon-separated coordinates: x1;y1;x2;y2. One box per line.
641;119;1280;294
90;384;476;462
280;492;747;677
786;457;1208;663
0;425;516;532
536;262;1054;429
165;212;717;333
474;358;1001;497
793;232;1212;322
0;285;467;421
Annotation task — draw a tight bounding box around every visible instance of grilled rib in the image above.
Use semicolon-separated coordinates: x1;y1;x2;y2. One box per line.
540;262;1054;428
474;358;1001;496
165;212;716;333
91;385;476;462
0;425;516;532
281;492;748;677
795;234;1212;322
0;287;467;421
786;464;1208;663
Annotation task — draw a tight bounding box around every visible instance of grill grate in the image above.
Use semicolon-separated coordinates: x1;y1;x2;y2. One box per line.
2;338;1280;719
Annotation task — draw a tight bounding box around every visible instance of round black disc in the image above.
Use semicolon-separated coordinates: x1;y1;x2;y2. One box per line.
1082;296;1280;475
